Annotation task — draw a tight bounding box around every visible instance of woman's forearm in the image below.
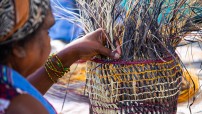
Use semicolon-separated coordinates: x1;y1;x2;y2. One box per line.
27;44;79;95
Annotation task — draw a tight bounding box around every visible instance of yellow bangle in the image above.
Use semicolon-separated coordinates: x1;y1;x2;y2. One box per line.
45;53;70;83
44;65;56;83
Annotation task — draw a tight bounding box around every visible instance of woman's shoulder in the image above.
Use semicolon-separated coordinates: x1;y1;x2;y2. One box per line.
0;82;48;114
0;65;56;114
5;94;49;114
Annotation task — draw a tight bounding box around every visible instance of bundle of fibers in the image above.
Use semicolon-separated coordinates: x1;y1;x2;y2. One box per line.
178;70;200;103
72;0;202;113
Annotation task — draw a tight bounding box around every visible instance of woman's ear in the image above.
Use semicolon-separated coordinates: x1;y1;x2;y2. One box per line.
12;46;27;58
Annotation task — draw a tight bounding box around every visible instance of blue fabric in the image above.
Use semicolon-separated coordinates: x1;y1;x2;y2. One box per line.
49;0;83;43
0;65;56;114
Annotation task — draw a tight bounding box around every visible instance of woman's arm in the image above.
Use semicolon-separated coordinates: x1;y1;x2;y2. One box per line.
27;28;120;94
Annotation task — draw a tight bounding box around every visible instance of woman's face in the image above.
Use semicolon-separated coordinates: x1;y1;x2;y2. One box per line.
18;10;55;76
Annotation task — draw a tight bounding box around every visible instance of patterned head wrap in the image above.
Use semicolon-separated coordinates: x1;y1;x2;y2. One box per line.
0;0;50;44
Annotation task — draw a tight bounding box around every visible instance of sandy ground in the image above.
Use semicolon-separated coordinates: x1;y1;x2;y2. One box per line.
45;40;202;114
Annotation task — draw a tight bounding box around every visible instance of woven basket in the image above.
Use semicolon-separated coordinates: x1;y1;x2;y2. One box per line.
85;55;182;114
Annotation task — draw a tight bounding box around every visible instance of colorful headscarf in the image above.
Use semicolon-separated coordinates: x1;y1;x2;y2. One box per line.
0;0;50;44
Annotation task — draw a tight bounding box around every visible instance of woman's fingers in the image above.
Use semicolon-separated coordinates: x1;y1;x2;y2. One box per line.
85;28;105;41
85;28;121;59
97;46;120;59
115;39;121;55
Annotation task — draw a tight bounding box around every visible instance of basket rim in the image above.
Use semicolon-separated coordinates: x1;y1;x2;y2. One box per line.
91;54;178;65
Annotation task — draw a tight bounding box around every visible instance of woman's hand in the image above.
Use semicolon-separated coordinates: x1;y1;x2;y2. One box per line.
66;28;121;60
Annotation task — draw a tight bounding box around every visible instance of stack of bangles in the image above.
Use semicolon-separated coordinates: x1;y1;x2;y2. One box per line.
45;53;70;83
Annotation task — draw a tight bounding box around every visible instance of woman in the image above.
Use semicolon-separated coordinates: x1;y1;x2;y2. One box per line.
0;0;120;113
